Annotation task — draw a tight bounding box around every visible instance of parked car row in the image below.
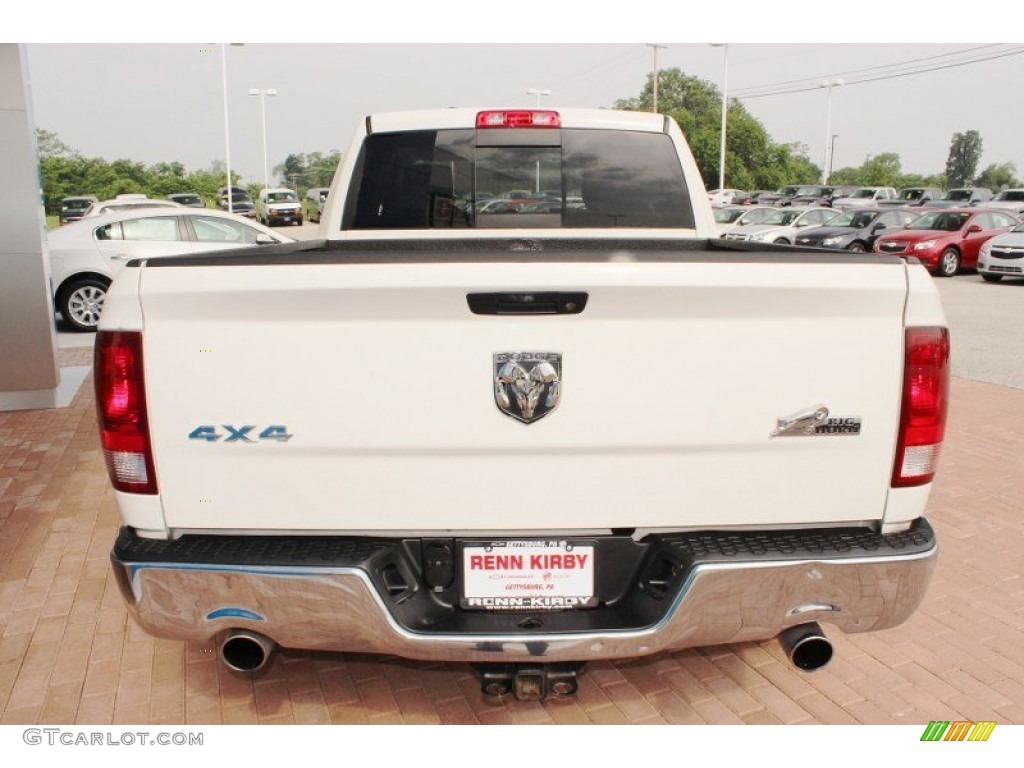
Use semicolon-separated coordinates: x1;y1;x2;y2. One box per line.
718;200;1022;281
57;186;322;227
710;184;1012;212
49;192;1020;337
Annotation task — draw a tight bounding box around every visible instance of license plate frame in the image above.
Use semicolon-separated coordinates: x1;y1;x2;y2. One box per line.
459;539;596;611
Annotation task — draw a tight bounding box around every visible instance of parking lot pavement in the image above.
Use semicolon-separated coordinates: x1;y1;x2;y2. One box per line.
1;338;1022;726
936;276;1024;389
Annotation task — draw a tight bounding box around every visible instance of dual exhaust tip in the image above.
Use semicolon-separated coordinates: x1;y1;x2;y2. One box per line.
215;623;833;677
778;622;834;672
219;630;275;673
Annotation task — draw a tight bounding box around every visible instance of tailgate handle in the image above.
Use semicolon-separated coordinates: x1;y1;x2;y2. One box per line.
467;292;588;315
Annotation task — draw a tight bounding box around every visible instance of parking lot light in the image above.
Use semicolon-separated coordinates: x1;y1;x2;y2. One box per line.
248;88;277;193
220;43;244;213
711;44;729;191
820;78;844;184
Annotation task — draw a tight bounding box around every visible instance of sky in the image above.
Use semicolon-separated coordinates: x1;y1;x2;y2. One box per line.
13;5;1024;193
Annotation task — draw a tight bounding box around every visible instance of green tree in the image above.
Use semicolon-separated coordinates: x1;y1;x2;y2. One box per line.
894;172;947;189
974;162;1020;191
35;128;74;158
613;69;820;190
34;128;251;213
829;159;947;191
945;130;982;187
861;153;902;186
827;166;863;186
182;164;237;206
272;151;342;193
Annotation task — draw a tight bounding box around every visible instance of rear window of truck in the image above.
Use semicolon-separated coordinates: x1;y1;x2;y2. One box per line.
344;128;695;230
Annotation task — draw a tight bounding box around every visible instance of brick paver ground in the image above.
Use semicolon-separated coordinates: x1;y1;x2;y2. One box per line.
1;345;1021;725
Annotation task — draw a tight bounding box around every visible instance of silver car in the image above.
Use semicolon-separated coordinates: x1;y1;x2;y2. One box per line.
977;221;1024;283
713;205;776;234
830;187;899;211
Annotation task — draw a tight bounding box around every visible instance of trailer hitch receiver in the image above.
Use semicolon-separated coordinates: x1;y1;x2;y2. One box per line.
474;663;584;701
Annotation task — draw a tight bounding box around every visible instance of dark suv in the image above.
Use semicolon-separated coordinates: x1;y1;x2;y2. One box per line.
216;188;256;219
789;185;855;207
929;187;994;208
756;185;802;207
167;193;206;208
58;195;98;225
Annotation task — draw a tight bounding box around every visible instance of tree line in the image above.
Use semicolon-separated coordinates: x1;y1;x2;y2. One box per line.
35;129;342;216
616;69;1020;193
35;69;1021;213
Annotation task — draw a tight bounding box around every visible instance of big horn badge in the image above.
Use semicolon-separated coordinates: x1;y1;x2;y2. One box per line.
493;352;562;424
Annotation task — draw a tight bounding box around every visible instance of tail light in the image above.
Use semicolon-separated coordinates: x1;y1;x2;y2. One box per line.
94;331;157;494
476;110;560;128
891;327;950;487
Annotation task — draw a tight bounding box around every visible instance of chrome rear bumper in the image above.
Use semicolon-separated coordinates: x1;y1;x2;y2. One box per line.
111;523;937;664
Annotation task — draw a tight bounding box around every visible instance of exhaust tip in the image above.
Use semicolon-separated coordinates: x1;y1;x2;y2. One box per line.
219;631;274;673
778;622;833;672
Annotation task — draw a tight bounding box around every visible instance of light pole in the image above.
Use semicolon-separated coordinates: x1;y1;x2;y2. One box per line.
647;44;666;113
526;89;551;192
711;43;729;191
248;88;277;192
819;78;844;184
526;87;551;107
220;43;243;213
829;134;839;182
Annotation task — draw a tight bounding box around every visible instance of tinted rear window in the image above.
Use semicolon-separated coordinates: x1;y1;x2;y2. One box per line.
344;127;694;230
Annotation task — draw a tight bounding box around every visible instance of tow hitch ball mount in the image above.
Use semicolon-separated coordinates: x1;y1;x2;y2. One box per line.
474;663;585;701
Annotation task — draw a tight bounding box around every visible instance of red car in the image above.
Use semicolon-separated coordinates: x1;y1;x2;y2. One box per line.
873;208;1019;276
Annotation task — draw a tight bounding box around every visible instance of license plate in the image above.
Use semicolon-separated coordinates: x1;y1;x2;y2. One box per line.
460;540;596;610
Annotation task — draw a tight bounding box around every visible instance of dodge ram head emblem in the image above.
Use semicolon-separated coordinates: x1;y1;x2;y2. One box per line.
493;352;562;424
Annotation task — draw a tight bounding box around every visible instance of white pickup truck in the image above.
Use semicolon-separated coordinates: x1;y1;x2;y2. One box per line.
98;108;948;700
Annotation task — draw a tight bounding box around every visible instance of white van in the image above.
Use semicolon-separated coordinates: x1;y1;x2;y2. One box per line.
255;187;303;227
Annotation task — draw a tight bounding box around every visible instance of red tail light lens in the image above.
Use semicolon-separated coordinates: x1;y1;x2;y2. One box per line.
94;331;157;494
476;110;561;128
892;327;950;487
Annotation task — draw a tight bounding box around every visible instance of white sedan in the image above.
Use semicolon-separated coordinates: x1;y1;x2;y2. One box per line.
48;208;295;331
719;207;838;245
707;188;746;207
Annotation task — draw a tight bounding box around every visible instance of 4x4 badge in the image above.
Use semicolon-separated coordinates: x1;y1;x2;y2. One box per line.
494;352;562;424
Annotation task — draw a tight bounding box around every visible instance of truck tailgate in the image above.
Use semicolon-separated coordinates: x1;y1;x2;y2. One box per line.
138;258;908;533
